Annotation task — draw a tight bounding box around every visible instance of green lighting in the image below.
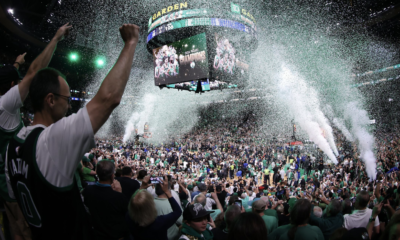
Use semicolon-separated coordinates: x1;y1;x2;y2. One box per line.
95;57;106;68
69;53;78;61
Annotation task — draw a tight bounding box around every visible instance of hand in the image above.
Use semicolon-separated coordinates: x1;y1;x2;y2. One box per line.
15;53;27;65
119;24;140;44
208;216;216;229
53;23;72;41
160;175;171;196
111;179;122;193
140;175;152;189
372;202;383;218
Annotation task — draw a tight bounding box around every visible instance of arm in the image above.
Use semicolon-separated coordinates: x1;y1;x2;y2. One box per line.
87;24;139;134
211;192;224;213
19;23;71;101
367;203;382;239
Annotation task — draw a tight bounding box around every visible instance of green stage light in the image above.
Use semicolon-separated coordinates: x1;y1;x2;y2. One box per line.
95;57;106;68
69;53;78;61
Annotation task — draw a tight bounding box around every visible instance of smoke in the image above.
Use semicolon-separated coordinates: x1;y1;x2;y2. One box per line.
344;101;376;180
123;93;156;142
276;63;338;163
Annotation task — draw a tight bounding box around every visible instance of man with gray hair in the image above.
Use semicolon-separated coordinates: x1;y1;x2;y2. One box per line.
313;206;323;218
83;160;129;240
309;199;344;240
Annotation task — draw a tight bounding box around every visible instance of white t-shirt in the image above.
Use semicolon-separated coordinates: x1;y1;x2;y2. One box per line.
0;85;23;131
343;208;379;230
6;106;95;196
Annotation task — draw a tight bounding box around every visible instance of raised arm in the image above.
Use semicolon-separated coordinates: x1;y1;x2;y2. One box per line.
87;24;139;134
19;23;71;101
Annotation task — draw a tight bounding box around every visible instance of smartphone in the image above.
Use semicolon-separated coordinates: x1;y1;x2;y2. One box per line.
150;176;161;184
234;200;242;208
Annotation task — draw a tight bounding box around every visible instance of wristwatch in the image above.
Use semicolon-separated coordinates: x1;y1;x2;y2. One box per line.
369;217;375;223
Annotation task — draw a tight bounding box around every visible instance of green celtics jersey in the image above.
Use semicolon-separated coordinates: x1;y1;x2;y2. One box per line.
0;119;23;202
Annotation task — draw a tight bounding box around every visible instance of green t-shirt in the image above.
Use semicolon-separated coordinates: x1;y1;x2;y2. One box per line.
82;167;96;182
269;224;324;240
262;214;278;234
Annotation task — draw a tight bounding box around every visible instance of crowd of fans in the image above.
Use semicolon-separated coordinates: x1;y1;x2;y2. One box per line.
1;23;400;240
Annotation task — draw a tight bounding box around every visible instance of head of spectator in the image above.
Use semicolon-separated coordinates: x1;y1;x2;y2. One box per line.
224;205;241;232
155;180;171;197
313;206;323;218
216;185;222;193
228;195;240;206
0;64;22;95
252;200;267;216
29;68;71;123
128;189;158;227
96;160;115;184
354;191;370;210
326;199;342;217
137;170;147;181
121;166;133;178
194;193;207;207
181;203;214;239
228;212;268;240
277;205;284;215
288;199;312;240
198;183;207;193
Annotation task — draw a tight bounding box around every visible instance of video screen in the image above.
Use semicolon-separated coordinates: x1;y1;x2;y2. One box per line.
153;33;209;85
211;33;249;82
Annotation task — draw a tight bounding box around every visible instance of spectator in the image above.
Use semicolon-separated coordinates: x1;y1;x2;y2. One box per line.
1;25;70;240
379;214;400;240
211;205;241;240
343;191;379;234
136;169;147;185
115;166;140;200
216;184;228;208
269;199;324;240
277;203;291;226
252;199;278;234
83;160;129;240
5;23;139;239
313;206;323;218
126;175;182;240
179;203;215;240
81;156;96;185
309;199;344;240
228;212;268;240
154;180;183;240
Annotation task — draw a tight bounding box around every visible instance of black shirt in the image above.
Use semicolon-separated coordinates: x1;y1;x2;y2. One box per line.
115;176;140;200
83;185;129;240
217;190;228;208
211;227;228;240
278;214;290;226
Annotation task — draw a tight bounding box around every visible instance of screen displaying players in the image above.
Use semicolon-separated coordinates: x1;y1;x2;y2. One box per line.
153;33;209;85
211;33;249;82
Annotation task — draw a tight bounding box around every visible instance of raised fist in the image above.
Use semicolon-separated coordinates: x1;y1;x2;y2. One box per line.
119;24;140;44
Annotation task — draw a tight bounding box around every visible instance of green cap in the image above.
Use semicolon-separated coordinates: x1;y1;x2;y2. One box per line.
187;184;193;190
88;154;94;160
82;156;90;163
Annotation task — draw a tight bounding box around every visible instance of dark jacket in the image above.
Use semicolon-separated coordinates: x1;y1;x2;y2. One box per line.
126;197;182;240
309;207;344;240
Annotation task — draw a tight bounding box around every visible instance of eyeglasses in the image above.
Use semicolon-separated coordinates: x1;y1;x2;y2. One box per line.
52;93;71;105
